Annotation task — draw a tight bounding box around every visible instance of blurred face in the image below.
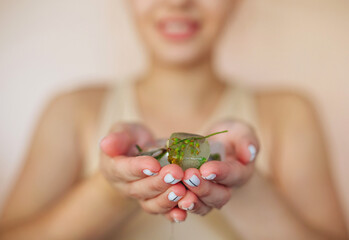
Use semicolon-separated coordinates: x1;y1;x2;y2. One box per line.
128;0;236;67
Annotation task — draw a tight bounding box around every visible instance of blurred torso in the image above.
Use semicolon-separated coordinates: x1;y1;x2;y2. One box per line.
74;82;275;239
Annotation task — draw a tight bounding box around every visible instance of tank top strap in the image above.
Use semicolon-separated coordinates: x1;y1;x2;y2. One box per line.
196;83;254;134
218;83;270;176
82;81;124;177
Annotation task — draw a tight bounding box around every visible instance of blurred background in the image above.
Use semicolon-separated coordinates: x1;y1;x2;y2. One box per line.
0;0;348;226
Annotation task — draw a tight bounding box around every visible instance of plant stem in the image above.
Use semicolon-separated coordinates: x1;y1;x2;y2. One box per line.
136;145;143;153
173;130;228;146
200;130;228;140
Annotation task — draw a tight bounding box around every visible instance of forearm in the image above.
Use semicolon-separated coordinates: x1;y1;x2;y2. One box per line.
0;172;139;240
223;172;334;240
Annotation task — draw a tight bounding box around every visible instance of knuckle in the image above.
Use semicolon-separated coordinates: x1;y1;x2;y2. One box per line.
203;188;232;209
143;208;158;215
103;169;118;183
190;207;201;214
214;200;227;209
198;207;212;216
126;184;141;199
215;189;232;209
151;179;166;193
140;155;156;164
158;204;173;214
140;202;158;215
198;186;211;198
235;168;253;188
111;159;124;180
129;158;139;174
157;198;174;213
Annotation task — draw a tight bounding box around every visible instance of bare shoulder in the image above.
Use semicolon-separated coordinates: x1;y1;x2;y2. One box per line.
0;85;110;228
49;85;108;115
255;90;325;169
256;90;319;126
47;85;110;135
254;90;322;176
50;85;111;159
35;85;110;146
256;91;347;238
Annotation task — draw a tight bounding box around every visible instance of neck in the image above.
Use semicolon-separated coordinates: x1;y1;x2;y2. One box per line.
138;59;223;106
135;58;227;135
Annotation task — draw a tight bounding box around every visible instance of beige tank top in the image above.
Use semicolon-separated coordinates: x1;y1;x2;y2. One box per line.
83;80;270;240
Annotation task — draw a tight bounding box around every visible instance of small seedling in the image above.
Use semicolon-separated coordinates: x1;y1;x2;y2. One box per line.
137;130;228;170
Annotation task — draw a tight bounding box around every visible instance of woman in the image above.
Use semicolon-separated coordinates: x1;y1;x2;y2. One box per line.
0;0;347;239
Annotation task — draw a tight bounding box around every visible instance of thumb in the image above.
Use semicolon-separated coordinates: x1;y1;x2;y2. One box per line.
100;122;155;157
100;131;132;157
207;119;260;165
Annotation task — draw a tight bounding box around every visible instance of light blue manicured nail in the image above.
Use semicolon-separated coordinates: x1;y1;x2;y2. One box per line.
174;218;183;223
184;175;200;187
182;203;195;211
164;174;181;184
203;174;216;181
248;145;257;162
168;192;182;202
143;169;157;176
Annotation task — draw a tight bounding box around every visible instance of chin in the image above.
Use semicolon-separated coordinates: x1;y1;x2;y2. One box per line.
156;54;206;68
152;46;209;67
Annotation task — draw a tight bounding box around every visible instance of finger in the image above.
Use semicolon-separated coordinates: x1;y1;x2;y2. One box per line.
165;207;187;223
235;136;259;164
100;155;161;182
182;168;232;209
139;183;186;214
127;164;184;200
100;122;155;157
178;190;212;216
200;159;254;187
100;131;132;157
208;120;260;164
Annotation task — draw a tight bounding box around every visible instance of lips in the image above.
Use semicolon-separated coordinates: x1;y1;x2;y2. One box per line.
157;18;200;41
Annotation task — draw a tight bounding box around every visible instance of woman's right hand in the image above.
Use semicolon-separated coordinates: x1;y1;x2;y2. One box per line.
99;123;187;223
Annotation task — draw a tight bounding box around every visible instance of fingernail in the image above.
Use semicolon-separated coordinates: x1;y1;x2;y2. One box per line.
184;175;200;187
164;174;181;184
248;145;257;162
143;169;157;176
168;192;183;202
182;203;195;211
173;218;183;223
174;218;183;223
202;174;216;181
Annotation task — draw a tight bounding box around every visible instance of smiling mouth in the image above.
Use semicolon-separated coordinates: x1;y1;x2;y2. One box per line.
157;17;200;42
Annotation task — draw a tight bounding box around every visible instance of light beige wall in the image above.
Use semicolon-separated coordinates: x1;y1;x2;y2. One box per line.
0;0;120;208
1;0;348;224
219;0;349;224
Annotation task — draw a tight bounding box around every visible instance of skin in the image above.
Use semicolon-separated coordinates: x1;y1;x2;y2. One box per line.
0;0;348;239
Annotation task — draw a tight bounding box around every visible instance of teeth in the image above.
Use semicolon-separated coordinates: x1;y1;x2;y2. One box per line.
163;22;191;35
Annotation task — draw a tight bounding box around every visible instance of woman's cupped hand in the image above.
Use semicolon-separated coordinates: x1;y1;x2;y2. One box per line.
99;121;259;223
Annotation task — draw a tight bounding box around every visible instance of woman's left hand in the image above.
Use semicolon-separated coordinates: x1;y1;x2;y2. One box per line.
176;120;260;216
